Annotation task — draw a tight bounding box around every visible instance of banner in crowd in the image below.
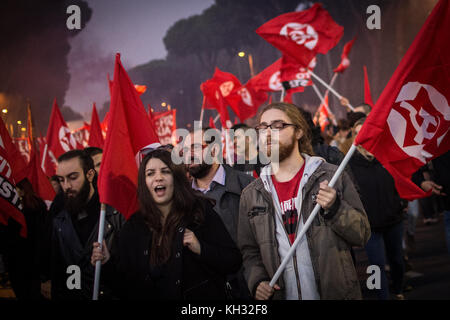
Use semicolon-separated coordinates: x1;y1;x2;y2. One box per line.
12;137;30;163
40;99;78;176
0;117;27;237
72;123;90;148
152;109;177;145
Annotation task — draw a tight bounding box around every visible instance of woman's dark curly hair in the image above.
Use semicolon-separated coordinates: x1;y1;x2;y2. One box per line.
137;149;205;265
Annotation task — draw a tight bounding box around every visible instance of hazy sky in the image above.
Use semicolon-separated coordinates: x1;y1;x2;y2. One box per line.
64;0;214;118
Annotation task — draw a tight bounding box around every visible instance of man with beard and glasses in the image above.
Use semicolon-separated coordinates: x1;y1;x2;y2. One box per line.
49;150;124;300
182;127;254;300
238;102;370;300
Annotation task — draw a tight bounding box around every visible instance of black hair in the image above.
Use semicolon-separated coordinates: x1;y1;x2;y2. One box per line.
84;147;103;157
58;150;94;175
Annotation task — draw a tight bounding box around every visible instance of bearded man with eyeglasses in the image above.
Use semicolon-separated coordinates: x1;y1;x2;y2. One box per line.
238;102;370;300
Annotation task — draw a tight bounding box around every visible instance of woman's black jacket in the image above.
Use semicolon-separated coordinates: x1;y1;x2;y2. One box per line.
104;199;242;300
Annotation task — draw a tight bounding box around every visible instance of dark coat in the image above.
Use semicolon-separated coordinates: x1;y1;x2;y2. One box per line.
413;151;450;211
50;198;125;300
107;199;242;300
349;151;404;232
0;197;47;299
203;164;254;299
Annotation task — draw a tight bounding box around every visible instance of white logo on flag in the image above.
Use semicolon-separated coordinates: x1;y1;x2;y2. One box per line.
280;23;318;50
387;82;450;163
269;71;282;91
239;87;253;106
58;126;77;151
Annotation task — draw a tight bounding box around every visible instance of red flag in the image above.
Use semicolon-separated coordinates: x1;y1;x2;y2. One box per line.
41;99;76;176
209;116;216;129
208;68;242;121
88;103;104;148
230;81;268;121
12;138;30;164
280;55;315;85
251;58;284;92
201;77;231;128
256;3;343;67
0;117;27;237
98;54;159;219
101;111;110;135
24;105;55;204
72;123;90;149
363;66;374;108
152;110;177;145
334;37;356;73
355;0;450;200
25;149;55;205
284;90;294;103
313;94;330;131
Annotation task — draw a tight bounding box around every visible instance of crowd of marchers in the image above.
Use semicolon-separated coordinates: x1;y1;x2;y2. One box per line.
0;101;448;301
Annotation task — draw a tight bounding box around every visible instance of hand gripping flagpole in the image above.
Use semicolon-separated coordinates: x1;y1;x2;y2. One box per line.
269;143;357;288
309;71;355;111
92;203;106;300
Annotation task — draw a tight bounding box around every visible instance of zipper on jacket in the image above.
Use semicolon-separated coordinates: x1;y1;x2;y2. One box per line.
291;252;302;299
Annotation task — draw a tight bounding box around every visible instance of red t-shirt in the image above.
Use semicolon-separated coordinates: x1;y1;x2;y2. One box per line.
271;163;305;245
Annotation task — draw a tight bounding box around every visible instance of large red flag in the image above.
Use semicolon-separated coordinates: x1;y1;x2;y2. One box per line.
41;99;76;176
256;3;343;67
0;117;27;237
355;0;450;200
363;66;374;108
98;54;159;219
334;37;356;73
88;103;104;149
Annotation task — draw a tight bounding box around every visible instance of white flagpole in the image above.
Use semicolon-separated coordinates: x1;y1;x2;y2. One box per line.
224;127;233;166
309;71;355;111
269;143;357;288
41;143;48;172
199;96;206;127
280;87;286;102
92;203;106;300
213;114;220;125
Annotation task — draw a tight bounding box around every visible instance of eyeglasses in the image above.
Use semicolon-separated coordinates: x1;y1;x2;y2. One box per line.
255;120;298;132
